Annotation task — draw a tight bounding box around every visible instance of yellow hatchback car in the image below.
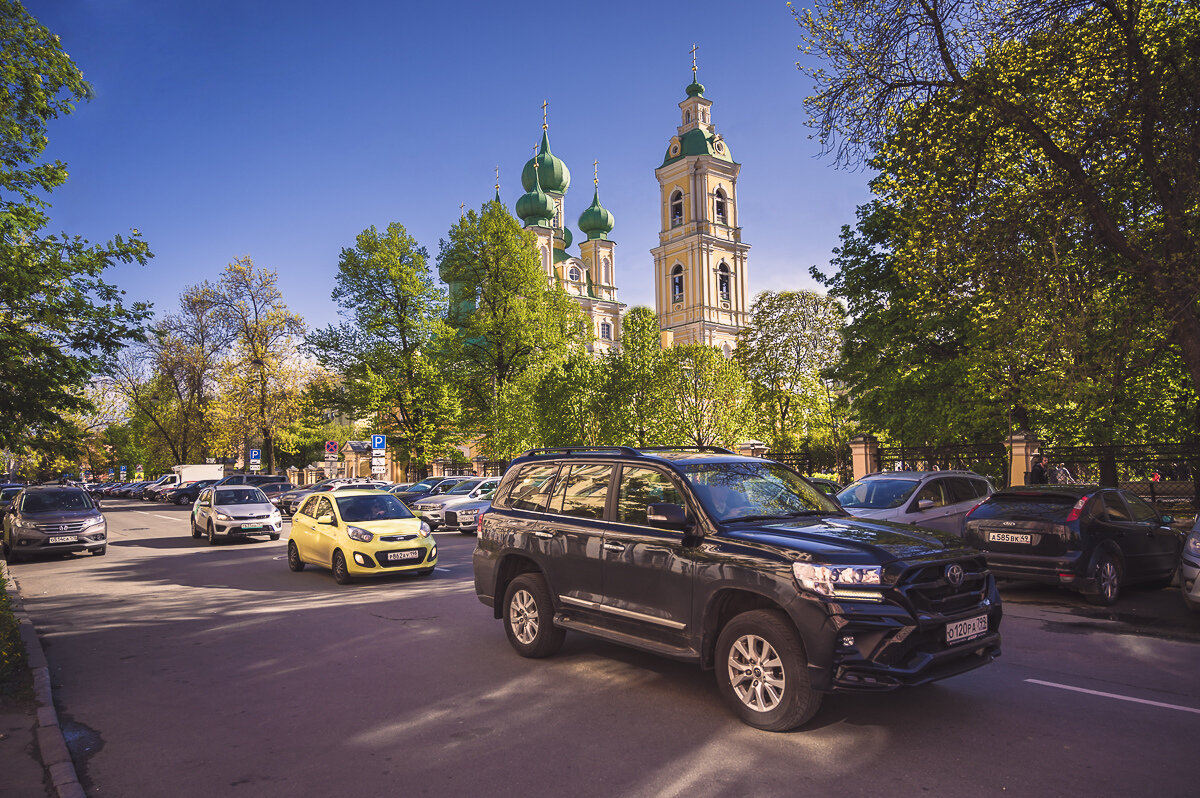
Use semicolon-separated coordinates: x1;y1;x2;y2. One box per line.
287;489;436;583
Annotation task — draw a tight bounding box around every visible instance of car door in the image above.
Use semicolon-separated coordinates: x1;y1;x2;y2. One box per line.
1119;491;1181;579
537;463;611;617
308;496;339;567
290;496;321;562
905;478;958;533
1097;491;1152;579
194;488;214;529
599;465;695;645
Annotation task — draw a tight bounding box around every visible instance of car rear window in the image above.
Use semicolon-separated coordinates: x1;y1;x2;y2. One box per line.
969;492;1080;522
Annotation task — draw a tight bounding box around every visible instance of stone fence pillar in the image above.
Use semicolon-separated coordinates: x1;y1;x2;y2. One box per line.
849;434;879;482
1006;431;1041;487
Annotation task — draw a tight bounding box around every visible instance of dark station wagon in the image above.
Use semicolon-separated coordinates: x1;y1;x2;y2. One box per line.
473;447;1002;731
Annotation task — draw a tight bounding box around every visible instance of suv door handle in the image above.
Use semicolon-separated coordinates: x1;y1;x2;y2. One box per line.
603;542;625;552
533;531;556;539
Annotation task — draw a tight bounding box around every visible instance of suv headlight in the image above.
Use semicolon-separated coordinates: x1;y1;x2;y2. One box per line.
347;526;373;542
793;562;883;601
418;521;432;538
82;516;106;529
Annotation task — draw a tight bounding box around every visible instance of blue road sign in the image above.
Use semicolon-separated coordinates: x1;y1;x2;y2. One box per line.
325;440;338;456
249;448;261;461
120;466;127;477
371;434;386;450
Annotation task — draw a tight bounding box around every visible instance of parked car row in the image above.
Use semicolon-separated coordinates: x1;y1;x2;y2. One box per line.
833;470;1186;607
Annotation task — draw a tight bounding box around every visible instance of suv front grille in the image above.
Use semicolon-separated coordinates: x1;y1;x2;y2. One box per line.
34;520;91;534
895;560;989;615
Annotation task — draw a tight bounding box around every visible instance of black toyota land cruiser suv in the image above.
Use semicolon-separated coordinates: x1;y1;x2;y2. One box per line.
473;447;1002;731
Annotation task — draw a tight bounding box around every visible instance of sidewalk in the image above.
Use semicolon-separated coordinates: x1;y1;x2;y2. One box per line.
1;560;84;798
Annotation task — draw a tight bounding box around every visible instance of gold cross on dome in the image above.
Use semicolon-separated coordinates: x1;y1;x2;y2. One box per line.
541;99;549;130
494;164;500;193
691;43;698;78
459;202;465;216
593;159;599;186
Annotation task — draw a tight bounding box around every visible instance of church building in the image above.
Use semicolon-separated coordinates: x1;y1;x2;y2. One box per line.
506;59;750;355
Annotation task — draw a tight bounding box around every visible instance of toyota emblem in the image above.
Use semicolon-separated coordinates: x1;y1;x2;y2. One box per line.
945;564;965;586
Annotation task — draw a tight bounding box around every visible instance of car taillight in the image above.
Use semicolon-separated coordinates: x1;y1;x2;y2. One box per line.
1065;496;1089;522
476;509;487;527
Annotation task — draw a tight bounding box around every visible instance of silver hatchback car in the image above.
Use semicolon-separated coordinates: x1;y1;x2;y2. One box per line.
835;470;994;536
190;486;282;545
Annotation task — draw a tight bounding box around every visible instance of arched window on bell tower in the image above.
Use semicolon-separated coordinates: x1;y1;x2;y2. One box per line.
717;262;731;302
602;257;612;285
714;188;728;225
670;191;684;228
671;264;684;303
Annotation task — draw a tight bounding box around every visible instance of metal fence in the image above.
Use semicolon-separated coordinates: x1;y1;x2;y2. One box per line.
766;444;853;485
873;444;1011;489
479;460;509;477
1039;444;1200;512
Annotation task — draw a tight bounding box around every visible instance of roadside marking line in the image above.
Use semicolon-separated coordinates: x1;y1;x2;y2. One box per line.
1025;679;1200;715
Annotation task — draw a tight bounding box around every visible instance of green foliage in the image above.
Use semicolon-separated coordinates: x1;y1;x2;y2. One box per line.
305;223;460;465
0;569;25;688
736;291;845;450
436;201;588;444
599;306;674;447
798;0;1200;444
662;344;753;448
0;2;152;455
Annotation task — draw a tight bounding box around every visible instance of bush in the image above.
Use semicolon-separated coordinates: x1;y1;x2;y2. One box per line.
0;571;26;686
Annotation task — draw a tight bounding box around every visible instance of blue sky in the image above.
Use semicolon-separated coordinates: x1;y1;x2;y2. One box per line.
30;0;872;330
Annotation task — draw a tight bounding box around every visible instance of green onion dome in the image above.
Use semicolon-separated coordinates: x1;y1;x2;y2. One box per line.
515;165;556;226
578;188;615;240
686;80;705;97
560;226;573;248
521;130;571;195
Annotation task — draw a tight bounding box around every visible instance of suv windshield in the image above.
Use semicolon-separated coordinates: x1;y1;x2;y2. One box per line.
22;491;95;513
336;494;415;522
215;489;269;505
447;480;482;495
837;478;921;510
682;462;839;522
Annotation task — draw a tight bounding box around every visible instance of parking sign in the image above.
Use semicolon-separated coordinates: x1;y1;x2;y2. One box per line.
249;448;261;462
372;434;386;451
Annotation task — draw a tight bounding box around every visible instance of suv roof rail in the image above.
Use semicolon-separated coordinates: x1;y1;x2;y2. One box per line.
519;446;640;458
638;446;736;455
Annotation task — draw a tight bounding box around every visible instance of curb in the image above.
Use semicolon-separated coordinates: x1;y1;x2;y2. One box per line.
2;559;87;798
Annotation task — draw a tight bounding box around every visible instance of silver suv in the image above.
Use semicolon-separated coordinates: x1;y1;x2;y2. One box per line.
2;485;108;561
835;470;993;536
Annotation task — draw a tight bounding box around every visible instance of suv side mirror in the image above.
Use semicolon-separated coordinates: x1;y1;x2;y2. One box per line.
914;499;935;512
647;503;688;530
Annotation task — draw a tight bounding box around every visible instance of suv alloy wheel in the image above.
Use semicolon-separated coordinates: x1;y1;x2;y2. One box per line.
715;610;821;732
503;573;564;658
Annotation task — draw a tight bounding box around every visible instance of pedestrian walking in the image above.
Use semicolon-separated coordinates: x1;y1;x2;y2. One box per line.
1055;463;1073;484
1029;454;1048;485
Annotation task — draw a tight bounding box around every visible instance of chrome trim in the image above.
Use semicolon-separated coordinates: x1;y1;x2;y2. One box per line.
559;595;687;630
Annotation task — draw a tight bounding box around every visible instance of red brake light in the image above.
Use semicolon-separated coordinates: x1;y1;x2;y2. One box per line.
1065;496;1088;522
964;499;988;520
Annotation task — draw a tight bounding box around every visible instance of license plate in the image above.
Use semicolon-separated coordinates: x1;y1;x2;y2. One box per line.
48;535;78;544
946;614;989;644
386;550;420;561
989;531;1031;544
241;524;262;530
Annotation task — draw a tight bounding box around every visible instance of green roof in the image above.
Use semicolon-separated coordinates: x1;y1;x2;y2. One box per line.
661;127;735;167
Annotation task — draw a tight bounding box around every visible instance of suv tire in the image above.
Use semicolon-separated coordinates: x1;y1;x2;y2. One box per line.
503;573;565;658
715;609;821;732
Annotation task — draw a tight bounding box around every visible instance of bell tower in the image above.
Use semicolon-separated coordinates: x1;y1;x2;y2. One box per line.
650;49;750;355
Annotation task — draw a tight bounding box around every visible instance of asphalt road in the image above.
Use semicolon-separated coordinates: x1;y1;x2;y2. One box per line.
6;499;1197;797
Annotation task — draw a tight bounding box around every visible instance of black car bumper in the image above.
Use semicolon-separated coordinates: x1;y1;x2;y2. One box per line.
982;551;1090;587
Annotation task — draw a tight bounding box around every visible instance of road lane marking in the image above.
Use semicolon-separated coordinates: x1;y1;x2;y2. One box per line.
1025;679;1200;715
131;511;186;523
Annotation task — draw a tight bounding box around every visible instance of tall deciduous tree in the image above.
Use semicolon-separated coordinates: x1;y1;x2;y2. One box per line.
436;201;588;447
736;291;845;450
305;223;461;468
793;0;1200;412
662;345;753;448
200;258;305;473
0;0;151;454
601;306;673;447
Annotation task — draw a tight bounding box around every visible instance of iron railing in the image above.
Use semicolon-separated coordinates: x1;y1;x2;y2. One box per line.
1039;444;1200;512
873;444;1011;489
